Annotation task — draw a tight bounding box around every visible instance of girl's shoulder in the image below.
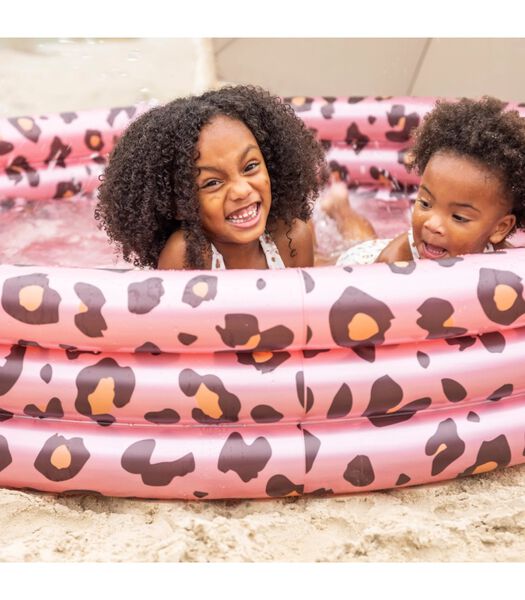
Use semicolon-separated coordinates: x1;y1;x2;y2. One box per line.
157;230;187;270
272;218;314;268
376;232;411;263
157;230;212;270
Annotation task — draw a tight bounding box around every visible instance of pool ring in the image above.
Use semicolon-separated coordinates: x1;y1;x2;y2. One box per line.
0;98;524;499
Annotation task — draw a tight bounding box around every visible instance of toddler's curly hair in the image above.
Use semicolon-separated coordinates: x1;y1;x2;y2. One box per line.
95;85;328;268
409;96;525;232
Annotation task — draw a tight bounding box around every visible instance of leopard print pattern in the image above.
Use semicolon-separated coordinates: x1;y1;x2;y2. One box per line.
0;251;524;499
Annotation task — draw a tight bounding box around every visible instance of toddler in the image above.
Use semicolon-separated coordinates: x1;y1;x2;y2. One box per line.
336;96;525;266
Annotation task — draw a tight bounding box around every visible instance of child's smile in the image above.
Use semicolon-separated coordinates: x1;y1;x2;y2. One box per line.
195;115;272;252
225;201;262;228
412;152;516;259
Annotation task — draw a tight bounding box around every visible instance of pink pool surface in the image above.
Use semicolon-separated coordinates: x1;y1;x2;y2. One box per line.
0;192;413;268
0;193;523;268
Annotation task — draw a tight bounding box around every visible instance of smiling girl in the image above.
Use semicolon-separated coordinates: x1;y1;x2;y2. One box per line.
96;85;328;270
336;96;525;266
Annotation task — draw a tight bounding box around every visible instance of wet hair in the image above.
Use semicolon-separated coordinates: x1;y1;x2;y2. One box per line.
409;96;525;233
95;85;329;268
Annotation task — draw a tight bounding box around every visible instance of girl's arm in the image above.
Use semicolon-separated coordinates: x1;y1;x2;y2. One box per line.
274;218;314;268
376;232;411;263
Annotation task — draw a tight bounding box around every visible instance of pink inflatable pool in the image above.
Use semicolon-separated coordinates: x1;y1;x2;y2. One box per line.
0;97;524;499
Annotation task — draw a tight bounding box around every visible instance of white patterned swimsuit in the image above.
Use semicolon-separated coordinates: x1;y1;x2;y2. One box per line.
210;232;285;270
336;228;494;266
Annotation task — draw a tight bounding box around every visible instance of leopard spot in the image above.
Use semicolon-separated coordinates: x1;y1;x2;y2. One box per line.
40;364;52;383
128;278;164;314
218;432;272;482
18;285;44;311
75;358;135;425
250;405;283;423
121;439;195;486
0;435;12;472
396;473;411;486
252;350;273;363
472;461;498;475
477;268;525;326
0;344;27;396
327;383;353;419
487;383;513;402
19;117;34;132
266;474;304;497
347;312;380;341
441;378;467;403
74;282;107;337
2;274;60;325
462;435;511;476
425;418;465;476
50;444;72;470
303;428;321;473
417;298;467;339
237;350;290;374
195;383;222;419
177;333;197;346
243;334;261;350
493;284;518;312
87;377;115;415
34;434;90;481
144;409;180;424
343;455;375;487
329;286;394;349
364;374;430;427
417;351;430;368
180;368;240;423
182;275;217;307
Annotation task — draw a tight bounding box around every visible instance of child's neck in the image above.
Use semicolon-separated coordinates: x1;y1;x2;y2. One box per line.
212;238;267;269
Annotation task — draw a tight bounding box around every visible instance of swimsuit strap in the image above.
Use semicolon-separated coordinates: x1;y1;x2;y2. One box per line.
407;227;494;260
210;242;226;270
407;227;420;260
259;232;286;269
210;233;285;270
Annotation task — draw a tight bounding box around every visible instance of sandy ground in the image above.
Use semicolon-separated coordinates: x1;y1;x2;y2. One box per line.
1;39;524;564
1;465;524;562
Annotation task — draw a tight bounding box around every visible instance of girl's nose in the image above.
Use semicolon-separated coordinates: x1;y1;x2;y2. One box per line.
423;214;445;235
229;176;252;201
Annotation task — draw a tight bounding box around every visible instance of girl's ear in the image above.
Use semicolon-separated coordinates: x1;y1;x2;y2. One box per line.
489;213;516;245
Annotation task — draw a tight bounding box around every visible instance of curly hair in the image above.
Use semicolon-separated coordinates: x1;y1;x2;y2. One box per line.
409;95;525;232
95;85;328;268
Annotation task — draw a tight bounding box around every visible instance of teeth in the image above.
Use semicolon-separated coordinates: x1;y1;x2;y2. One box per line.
227;204;258;223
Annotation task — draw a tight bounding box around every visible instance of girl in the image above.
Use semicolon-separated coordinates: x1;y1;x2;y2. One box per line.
95;85;328;270
336;96;525;266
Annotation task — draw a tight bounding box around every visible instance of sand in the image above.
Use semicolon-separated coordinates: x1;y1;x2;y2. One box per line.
0;465;524;562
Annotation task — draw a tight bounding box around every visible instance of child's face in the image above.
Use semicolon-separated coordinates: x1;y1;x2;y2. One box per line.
195;115;272;248
412;152;516;259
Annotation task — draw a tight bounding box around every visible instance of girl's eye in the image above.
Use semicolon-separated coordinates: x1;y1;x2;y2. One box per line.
244;161;259;173
201;179;221;189
452;214;470;223
417;198;430;209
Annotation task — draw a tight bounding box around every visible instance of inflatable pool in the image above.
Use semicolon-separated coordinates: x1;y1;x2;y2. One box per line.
0;97;524;499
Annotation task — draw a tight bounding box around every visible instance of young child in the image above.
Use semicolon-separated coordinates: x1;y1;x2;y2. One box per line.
95;85;328;270
336;96;525;266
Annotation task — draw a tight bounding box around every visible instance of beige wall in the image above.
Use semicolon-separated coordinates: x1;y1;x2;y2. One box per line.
1;38;522;118
213;38;525;101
